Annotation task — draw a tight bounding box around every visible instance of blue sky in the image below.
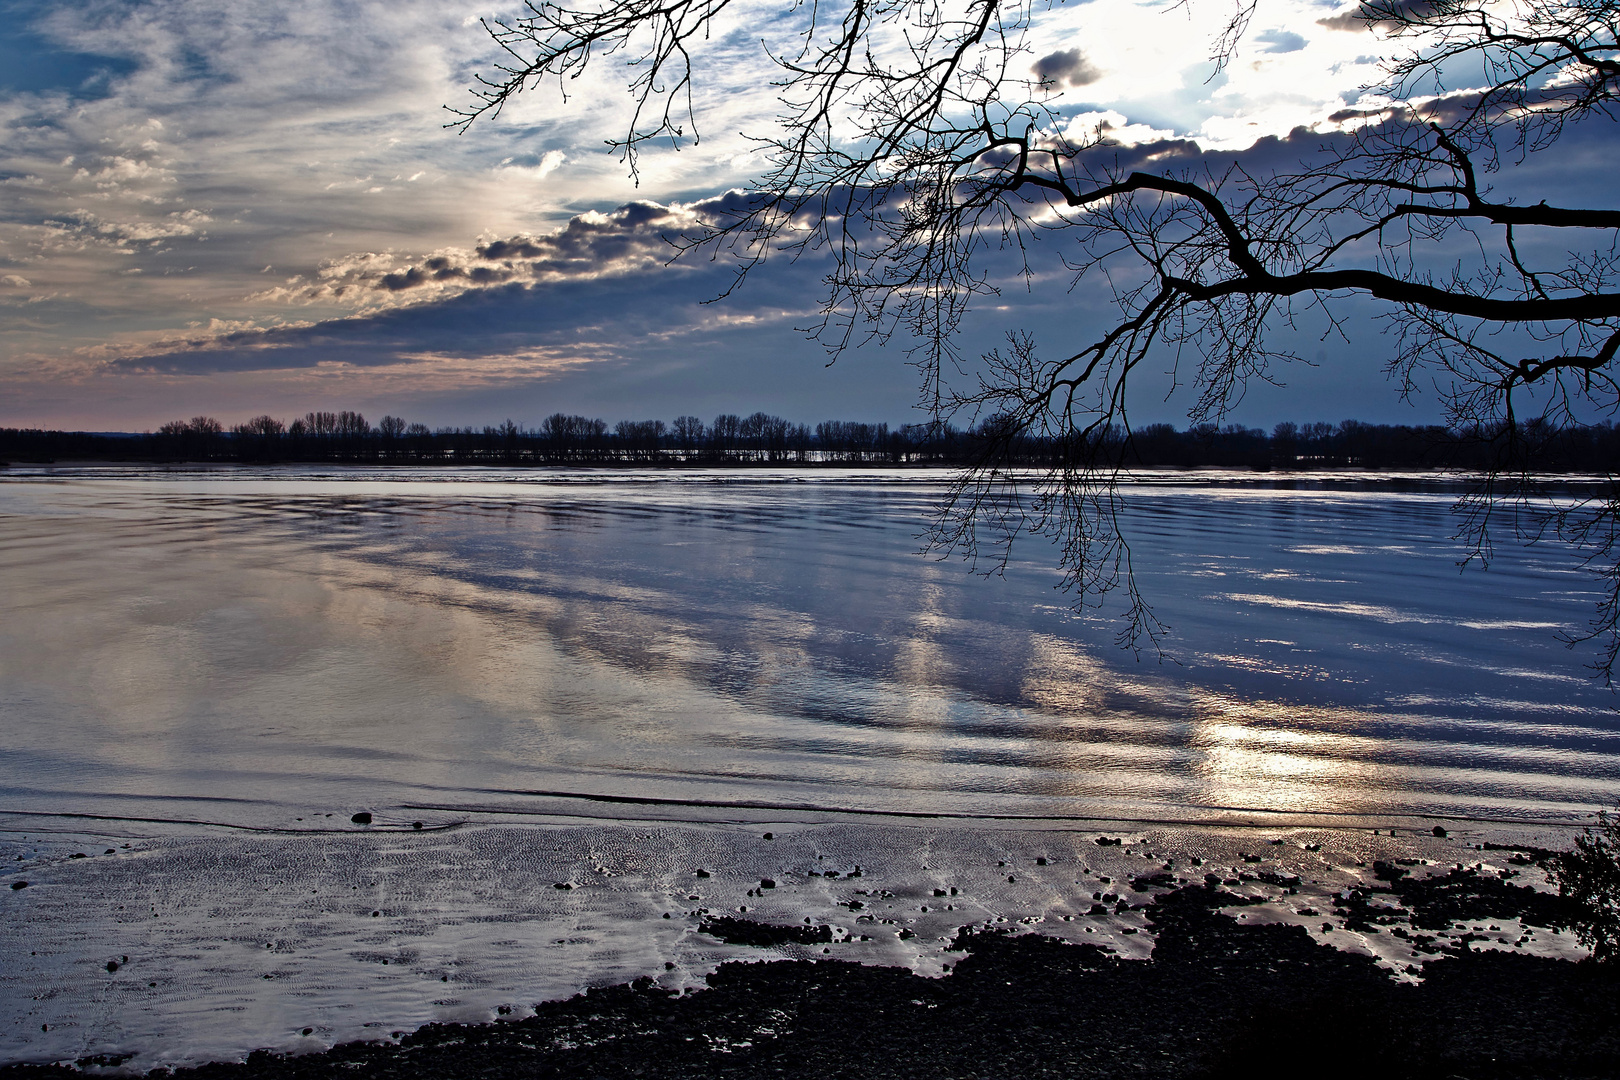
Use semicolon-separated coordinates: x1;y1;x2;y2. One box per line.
0;0;1614;431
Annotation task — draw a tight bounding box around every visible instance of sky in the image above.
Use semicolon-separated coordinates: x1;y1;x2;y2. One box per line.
0;0;1614;432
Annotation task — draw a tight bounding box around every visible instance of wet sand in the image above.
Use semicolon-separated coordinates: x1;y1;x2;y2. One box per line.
2;813;1610;1076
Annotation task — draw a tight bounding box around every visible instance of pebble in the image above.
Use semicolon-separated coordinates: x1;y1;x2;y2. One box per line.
10;881;25;890
351;812;372;825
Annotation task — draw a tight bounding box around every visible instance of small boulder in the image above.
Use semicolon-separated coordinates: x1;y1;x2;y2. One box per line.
351;812;372;825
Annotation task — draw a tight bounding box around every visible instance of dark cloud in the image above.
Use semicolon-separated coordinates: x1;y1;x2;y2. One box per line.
476;238;544;261
261;200;709;306
1317;1;1438;32
1032;48;1101;89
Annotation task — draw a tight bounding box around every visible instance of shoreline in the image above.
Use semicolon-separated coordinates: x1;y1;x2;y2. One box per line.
4;878;1613;1078
2;816;1601;1074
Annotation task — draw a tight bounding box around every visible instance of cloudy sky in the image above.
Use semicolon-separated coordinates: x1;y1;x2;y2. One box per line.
0;0;1610;431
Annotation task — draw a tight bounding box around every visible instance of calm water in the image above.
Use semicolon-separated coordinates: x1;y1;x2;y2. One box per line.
3;465;1617;828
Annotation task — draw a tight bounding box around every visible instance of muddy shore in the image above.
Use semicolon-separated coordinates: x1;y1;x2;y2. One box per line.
4;817;1615;1079
6;876;1617;1079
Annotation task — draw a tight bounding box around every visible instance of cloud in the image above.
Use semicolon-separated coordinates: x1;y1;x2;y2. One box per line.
1;274;32;287
42;207;210;252
1255;29;1307;54
248;199;710;309
494;149;568;180
1032;48;1101;89
95;190;811;376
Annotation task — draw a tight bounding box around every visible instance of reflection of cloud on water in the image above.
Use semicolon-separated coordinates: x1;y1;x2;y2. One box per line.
1197;652;1348;683
1285;544;1423;557
1217;592;1567;631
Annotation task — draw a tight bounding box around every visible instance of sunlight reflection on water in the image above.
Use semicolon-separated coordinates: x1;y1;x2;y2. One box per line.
2;465;1617;827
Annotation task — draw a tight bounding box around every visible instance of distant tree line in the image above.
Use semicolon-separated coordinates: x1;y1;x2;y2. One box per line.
5;410;1620;471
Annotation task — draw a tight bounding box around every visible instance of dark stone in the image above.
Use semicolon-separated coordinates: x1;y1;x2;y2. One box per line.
1036;858;1049;866
700;916;833;947
1374;861;1411;883
350;813;372;825
1095;837;1123;846
74;1054;132;1069
554;883;572;890
762;833;773;841
1433;826;1449;837
301;1029;313;1037
411;822;423;830
1255;870;1302;889
695;869;710;878
933;889;947;897
106;961;118;973
9;881;24;890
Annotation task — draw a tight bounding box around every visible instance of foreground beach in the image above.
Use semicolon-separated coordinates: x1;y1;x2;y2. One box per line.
3;815;1611;1077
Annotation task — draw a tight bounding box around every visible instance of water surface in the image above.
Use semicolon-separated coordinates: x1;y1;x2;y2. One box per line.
3;465;1616;828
